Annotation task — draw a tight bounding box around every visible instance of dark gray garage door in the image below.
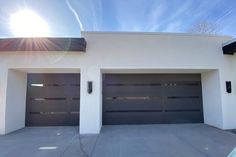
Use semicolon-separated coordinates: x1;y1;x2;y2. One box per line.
103;74;203;125
26;74;80;126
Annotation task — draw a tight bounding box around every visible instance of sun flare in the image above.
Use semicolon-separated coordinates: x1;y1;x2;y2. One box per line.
9;9;50;37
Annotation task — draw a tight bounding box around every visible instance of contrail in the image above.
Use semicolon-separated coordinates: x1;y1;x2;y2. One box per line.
216;7;236;23
65;0;84;31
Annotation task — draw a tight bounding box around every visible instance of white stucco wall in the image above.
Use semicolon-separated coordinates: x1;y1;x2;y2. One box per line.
5;70;27;134
0;68;8;134
0;32;235;134
201;70;223;128
221;55;236;129
80;67;102;134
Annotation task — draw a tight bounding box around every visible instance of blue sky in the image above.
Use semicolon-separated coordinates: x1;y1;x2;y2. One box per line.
0;0;236;37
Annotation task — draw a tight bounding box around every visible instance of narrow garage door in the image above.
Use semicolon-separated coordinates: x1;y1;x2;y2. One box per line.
26;74;80;126
103;74;203;125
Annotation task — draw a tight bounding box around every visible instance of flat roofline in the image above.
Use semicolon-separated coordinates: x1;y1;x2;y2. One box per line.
222;39;236;55
0;37;86;52
81;31;232;38
222;38;236;47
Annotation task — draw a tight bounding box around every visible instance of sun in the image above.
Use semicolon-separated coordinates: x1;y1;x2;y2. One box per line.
9;9;50;37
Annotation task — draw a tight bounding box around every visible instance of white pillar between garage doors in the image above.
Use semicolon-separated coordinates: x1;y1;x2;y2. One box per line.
0;68;8;135
80;67;102;134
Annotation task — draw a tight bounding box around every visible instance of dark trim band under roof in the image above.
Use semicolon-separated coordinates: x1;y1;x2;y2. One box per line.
223;39;236;55
0;38;86;52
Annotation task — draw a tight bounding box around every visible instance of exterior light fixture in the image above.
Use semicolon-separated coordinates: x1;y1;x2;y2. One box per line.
87;81;93;94
226;81;232;93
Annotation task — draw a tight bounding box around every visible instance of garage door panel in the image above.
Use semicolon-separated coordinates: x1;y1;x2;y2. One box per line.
165;111;203;123
67;86;81;97
28;114;80;126
103;112;165;125
29;78;66;85
161;75;201;81
164;98;202;110
68;114;80;125
28;99;80;108
164;97;202;106
28;99;67;106
164;104;201;111
103;74;203;125
29;86;80;98
104;100;163;111
28;102;80;113
104;86;162;97
28;103;69;112
29;88;67;98
28;74;79;84
26;74;80;126
104;74;163;84
164;88;201;96
27;114;71;126
164;86;201;97
104;81;162;85
164;91;201;97
70;102;80;111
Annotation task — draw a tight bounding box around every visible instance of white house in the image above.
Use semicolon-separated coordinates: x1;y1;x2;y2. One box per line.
0;31;236;135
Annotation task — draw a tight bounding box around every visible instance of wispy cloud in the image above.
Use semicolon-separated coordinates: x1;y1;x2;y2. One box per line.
146;2;166;32
164;21;182;32
215;6;236;36
65;0;102;31
216;7;236;23
159;0;191;32
1;0;236;37
88;0;102;30
108;0;192;32
65;0;84;31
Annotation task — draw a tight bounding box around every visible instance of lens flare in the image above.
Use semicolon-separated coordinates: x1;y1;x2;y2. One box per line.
9;9;50;37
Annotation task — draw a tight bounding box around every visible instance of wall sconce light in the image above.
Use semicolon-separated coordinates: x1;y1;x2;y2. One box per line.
226;81;232;93
87;81;93;94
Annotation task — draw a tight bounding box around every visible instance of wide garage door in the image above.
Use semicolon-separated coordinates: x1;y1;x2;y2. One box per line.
103;74;203;125
26;74;80;126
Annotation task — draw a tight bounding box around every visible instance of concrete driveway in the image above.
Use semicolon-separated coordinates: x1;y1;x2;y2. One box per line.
0;124;236;157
